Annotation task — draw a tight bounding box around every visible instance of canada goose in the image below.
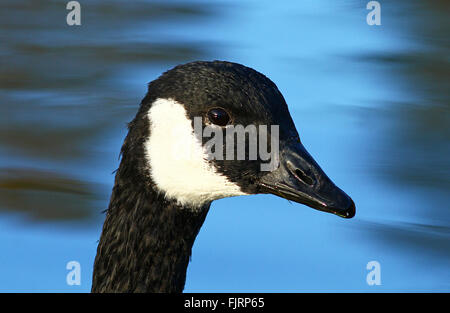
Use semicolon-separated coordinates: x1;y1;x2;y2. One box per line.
91;61;355;293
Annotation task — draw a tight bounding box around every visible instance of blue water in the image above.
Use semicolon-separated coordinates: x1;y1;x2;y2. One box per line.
0;0;448;292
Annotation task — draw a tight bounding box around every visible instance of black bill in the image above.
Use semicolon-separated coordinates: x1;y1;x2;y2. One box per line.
259;138;355;218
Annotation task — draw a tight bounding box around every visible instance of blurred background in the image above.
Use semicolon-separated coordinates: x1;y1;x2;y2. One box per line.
0;0;448;292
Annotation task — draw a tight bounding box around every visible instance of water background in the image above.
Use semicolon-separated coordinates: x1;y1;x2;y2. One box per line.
0;0;448;292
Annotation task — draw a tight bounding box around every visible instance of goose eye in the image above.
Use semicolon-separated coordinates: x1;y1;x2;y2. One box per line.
207;108;230;126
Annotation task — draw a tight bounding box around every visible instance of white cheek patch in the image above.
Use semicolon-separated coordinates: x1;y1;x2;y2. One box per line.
144;98;248;207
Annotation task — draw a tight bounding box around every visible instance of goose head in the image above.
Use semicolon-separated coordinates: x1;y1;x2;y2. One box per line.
134;61;355;218
92;60;356;293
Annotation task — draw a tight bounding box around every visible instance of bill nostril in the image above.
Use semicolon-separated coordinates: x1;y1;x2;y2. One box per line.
294;169;314;186
285;161;315;186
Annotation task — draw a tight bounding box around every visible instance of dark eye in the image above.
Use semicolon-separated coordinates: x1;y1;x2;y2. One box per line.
207;108;231;126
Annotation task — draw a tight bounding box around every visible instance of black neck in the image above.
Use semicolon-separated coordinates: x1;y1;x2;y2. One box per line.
91;125;210;292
